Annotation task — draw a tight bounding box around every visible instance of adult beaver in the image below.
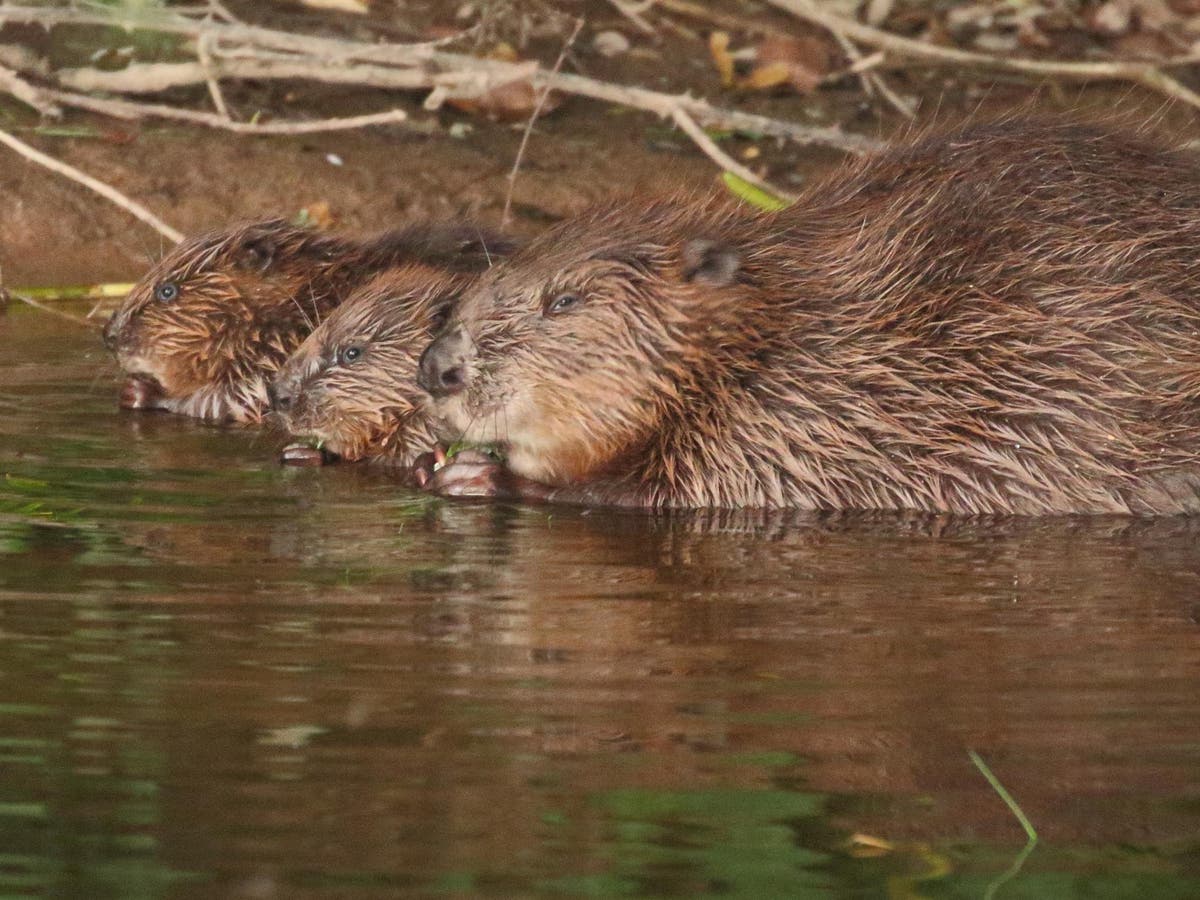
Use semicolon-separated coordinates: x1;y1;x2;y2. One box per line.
103;218;513;423
270;264;460;466
416;117;1200;515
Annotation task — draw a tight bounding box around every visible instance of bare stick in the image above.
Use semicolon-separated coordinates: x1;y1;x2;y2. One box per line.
55;58;458;94
0;126;183;243
608;0;657;35
44;88;416;135
196;32;232;119
206;0;242;25
0;62;59;117
670;106;797;202
503;19;584;228
827;29;915;118
10;292;100;328
653;0;775;35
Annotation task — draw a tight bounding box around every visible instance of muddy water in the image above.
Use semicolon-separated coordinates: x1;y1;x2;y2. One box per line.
1;302;1199;899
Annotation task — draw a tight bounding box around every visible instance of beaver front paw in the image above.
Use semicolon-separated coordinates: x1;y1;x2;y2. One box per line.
413;447;510;498
280;443;332;467
119;377;166;411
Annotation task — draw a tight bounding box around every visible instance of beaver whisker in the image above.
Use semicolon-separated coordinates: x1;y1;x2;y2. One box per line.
105;219;518;425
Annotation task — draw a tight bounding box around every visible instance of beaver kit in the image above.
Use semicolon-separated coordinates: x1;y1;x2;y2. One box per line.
103;218;514;423
270;264;465;467
416;118;1200;515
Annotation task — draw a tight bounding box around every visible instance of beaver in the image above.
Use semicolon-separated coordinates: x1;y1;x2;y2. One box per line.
102;218;514;423
415;116;1200;515
270;263;461;466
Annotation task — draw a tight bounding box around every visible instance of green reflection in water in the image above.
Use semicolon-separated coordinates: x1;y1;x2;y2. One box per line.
0;589;201;900
547;788;832;898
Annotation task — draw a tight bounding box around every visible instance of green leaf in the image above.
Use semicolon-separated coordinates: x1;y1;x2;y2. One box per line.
722;172;789;212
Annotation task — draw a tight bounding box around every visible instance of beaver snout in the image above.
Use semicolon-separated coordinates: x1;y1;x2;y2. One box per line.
101;316;122;353
418;326;471;398
267;379;293;413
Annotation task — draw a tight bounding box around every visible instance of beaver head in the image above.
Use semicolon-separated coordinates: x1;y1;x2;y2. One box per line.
104;219;516;423
271;264;461;463
417;197;763;488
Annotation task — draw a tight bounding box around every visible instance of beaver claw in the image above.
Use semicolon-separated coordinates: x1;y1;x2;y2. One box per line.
280;443;331;467
413;448;509;498
119;377;166;411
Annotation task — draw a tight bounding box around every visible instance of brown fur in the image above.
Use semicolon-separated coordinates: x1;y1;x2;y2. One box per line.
272;264;460;463
103;218;513;423
422;116;1200;515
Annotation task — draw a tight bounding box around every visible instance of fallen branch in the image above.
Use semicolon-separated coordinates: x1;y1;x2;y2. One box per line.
0;62;59;117
55;58;456;94
767;0;1200;110
504;19;585;228
0;125;183;243
44;89;419;135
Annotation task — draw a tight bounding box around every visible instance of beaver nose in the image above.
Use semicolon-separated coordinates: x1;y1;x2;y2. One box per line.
417;327;471;399
268;380;292;412
101;316;120;352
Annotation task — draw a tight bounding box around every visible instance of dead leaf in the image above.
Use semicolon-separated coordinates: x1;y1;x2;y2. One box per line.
445;44;564;121
742;34;835;95
298;201;336;229
709;31;735;87
447;81;562;120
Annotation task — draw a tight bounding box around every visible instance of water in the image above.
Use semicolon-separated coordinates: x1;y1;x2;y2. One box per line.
1;302;1198;899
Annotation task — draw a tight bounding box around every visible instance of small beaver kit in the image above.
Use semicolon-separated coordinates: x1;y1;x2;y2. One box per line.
270;264;465;467
417;118;1200;515
103;218;513;423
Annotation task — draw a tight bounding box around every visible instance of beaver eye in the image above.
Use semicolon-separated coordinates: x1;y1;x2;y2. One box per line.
155;282;179;303
338;345;365;366
545;292;581;316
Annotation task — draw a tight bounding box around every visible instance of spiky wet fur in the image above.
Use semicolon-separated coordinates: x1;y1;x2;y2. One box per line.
104;218;513;423
273;265;457;463
427;116;1200;514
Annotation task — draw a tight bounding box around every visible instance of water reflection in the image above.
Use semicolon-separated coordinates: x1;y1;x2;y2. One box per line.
1;306;1198;897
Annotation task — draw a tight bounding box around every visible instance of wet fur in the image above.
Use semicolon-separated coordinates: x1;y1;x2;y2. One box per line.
273;265;459;463
426;117;1200;514
104;218;513;423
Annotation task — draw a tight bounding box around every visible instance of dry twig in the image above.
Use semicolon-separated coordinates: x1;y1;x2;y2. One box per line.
504;18;585;228
44;89;416;135
670;106;797;202
607;0;656;35
0;62;59;118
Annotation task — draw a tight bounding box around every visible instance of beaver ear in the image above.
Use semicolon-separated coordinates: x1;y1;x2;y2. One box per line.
680;239;741;286
238;236;276;272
